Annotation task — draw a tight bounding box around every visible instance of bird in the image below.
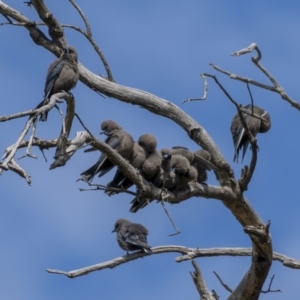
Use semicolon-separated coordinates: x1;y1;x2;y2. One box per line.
171;146;194;163
230;104;271;162
112;218;153;255
171;154;198;192
192;149;212;184
130;148;175;213
81;120;134;182
152;148;175;189
105;142;147;195
36;46;79;121
106;133;158;195
139;134;162;181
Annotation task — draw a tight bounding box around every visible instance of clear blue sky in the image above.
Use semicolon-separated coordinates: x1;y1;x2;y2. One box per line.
1;1;300;299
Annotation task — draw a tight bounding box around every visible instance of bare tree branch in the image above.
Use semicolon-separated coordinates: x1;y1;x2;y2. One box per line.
182;74;208;103
46;246;300;278
67;0;114;81
190;260;216;300
211;43;300;111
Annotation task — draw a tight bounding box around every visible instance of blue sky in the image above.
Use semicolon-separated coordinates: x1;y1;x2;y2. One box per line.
1;1;300;299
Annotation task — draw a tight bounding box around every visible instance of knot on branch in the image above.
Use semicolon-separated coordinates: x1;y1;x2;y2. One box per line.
244;221;272;244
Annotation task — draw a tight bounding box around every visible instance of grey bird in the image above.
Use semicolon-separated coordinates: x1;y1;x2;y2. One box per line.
173;146;218;173
105;142;147;194
172;146;194;163
131;148;176;213
36;46;79;121
230;104;271;162
81;120;134;182
192;149;212;184
106;133;157;194
172;154;198;191
112;218;153;255
139;134;162;181
152;148;175;189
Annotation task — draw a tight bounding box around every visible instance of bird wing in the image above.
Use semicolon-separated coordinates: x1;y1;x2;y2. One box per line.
193;154;219;172
44;60;65;98
96;137;119;178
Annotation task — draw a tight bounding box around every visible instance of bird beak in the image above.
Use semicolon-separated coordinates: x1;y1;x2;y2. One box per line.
64;47;69;54
112;229;116;233
100;131;105;135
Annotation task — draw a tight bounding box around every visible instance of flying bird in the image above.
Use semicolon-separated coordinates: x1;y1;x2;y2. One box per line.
36;46;79;121
112;218;153;255
81;120;134;182
230;104;271;162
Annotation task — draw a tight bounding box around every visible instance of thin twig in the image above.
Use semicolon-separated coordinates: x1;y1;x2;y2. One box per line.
183;74;208;103
211;43;300;111
67;0;114;81
18;117;38;160
213;271;233;293
260;275;282;294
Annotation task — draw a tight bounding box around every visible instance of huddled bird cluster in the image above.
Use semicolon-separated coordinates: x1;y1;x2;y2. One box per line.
35;45;272;255
79;120;216;211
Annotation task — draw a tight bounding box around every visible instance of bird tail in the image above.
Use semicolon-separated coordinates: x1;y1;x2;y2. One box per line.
34;98;49;122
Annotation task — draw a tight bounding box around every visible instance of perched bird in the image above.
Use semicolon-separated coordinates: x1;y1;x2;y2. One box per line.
112;219;153;254
192;149;212;184
171;154;198;191
230;104;271;162
129;134;162;213
131;148;175;213
152;148;175;189
172;146;194;163
81;120;134;182
106;133;158;194
36;46;79;121
105;142;147;194
139;134;162;181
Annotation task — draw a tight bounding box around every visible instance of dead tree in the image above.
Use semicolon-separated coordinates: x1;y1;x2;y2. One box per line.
0;1;298;299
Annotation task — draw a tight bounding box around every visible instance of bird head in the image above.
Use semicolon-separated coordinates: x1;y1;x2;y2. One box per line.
101;120;122;136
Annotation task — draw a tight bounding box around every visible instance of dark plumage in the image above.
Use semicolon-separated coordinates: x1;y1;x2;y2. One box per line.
172;146;194;163
112;219;153;254
171;154;198;191
192;149;212;183
36;46;79;121
230;104;271;162
81;120;134;182
152;148;175;189
106;142;147;194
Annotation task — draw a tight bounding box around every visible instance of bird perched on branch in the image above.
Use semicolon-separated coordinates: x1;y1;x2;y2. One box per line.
36;46;79;121
112;219;153;255
171;154;198;191
105;141;147;195
106;133;159;195
192;149;212;184
230;104;271;162
81;120;134;182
